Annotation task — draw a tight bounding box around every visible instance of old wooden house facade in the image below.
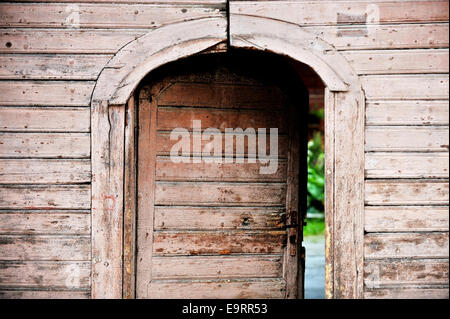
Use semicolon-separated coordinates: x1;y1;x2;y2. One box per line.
0;0;448;299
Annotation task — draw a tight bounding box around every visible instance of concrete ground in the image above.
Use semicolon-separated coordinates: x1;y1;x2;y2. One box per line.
303;235;325;299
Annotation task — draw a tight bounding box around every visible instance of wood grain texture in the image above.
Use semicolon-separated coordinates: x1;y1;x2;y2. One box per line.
365;152;449;179
0;54;111;80
153;231;286;256
0;261;91;288
364;232;449;259
92;17;226;104
136;99;157;299
0;185;90;210
365;126;449;152
284;102;302;299
0;29;145;54
154;182;287;206
5;0;224;3
324;88;335;299
364;259;449;287
0;211;90;235
364;287;449;299
0;107;90;132
362;75;449;100
331;91;366;298
230;1;449;26
137;57;300;297
154;206;286;230
156;82;286;109
0;235;91;260
91;102;125;299
152;255;282;280
123;97;136;299
147;279;286;299
0;3;224;29
365;206;449;232
306;24;449;50
365;180;449;206
0;133;90;158
157;107;288;133
156;158;287;182
366;100;449;126
0;159;91;184
156;132;289;157
0;81;94;106
343;49;449;75
0;290;90;299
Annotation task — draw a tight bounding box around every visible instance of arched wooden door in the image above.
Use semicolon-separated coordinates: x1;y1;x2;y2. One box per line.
135;51;308;299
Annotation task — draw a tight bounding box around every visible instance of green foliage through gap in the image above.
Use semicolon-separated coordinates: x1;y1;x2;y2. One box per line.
305;127;325;236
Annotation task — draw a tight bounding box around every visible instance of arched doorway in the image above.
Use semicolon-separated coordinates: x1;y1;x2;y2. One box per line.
134;49;309;298
90;16;365;299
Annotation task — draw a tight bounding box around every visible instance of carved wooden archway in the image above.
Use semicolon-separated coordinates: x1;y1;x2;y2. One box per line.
91;15;365;299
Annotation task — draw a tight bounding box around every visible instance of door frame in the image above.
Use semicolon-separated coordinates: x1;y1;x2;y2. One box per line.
90;16;365;299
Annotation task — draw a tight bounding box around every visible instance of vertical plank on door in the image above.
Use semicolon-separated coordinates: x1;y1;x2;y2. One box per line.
136;97;158;298
284;103;301;299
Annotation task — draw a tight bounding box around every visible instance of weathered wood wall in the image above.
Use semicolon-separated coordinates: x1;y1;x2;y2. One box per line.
0;0;448;298
0;0;226;299
229;0;449;298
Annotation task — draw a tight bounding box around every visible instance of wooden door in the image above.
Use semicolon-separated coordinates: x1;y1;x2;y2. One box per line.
135;52;307;299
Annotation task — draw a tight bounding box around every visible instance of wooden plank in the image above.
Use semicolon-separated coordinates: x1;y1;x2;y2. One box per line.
155;83;286;109
365;152;449;179
365;180;449;206
0;290;90;299
0;133;90;158
156;132;289;158
136;99;157;299
365;127;449;152
148;279;285;299
0;54;111;80
284;102;302;299
0;185;91;210
366;100;449;126
0;3;224;29
343;49;449;75
157;107;288;133
0;261;91;288
0;81;94;106
364;259;449;287
364;232;449;259
152;255;282;280
91;102;125;299
0;211;90;235
123;97;136;299
156;158;287;182
306;24;449;50
0;107;90;132
0;29;145;54
332;90;366;298
230;1;449;26
155;182;287;206
362;75;449;100
154;206;286;230
5;0;224;3
365;206;449;232
0;159;91;184
324;88;335;299
0;235;91;260
364;287;449;299
153;231;286;255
